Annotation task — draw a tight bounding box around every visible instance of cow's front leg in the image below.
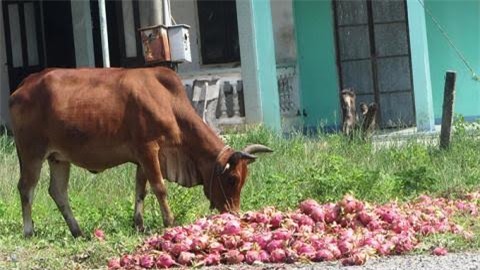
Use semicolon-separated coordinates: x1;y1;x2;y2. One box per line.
134;165;148;232
137;144;174;228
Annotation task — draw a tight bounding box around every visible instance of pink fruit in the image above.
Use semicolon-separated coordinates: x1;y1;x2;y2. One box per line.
357;211;373;225
270;212;283;228
155;253;175;268
223;220;241;235
272;228;292;240
107;258;120;269
310;207;325;222
300;199;320;214
255;213;269;224
170;243;189;256
119;255;132;267
432;247;448;256
297;244;315;259
139;255;154;268
270;248;286;263
223;250;244;264
203;253;221;266
253;233;272;249
178;251;195;266
94;229;105;241
341;195;358;214
266;239;284;253
190;235;208;251
259;250;270;263
337;240;354;255
245;250;260;264
208;242;225;253
341;252;367;266
324;204;340;223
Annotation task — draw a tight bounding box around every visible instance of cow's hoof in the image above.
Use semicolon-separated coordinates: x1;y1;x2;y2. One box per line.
163;217;175;228
71;229;84;238
134;215;145;232
23;231;34;238
135;224;145;233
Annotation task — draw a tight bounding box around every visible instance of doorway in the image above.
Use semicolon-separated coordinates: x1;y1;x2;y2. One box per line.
42;0;76;68
2;0;44;93
333;0;415;128
2;0;76;93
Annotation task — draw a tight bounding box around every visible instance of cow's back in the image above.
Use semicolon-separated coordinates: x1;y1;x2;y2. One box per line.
9;67;186;171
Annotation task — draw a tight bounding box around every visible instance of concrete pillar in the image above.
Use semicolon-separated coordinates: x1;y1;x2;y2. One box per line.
236;0;281;131
0;3;11;127
406;0;435;132
71;1;95;67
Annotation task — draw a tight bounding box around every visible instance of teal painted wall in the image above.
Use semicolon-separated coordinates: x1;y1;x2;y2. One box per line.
293;0;340;128
425;1;480;120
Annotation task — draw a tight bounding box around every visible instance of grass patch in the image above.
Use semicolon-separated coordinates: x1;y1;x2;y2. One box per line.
0;124;479;269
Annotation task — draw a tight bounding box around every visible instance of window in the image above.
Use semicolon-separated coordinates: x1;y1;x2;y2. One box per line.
197;0;240;65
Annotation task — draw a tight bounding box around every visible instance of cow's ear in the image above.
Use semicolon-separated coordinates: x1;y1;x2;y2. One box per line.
240;152;257;164
227;151;256;165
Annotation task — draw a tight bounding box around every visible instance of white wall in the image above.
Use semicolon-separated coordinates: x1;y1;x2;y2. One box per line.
170;0;201;73
71;1;95;67
0;3;11;127
170;0;297;74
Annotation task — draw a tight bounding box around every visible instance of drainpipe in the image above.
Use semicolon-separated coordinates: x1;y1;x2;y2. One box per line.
163;0;172;26
151;0;164;26
98;0;110;67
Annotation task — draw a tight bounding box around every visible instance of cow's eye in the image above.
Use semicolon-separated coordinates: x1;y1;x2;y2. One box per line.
225;176;236;186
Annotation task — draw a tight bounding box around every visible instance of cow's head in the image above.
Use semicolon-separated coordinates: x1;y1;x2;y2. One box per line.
205;144;273;213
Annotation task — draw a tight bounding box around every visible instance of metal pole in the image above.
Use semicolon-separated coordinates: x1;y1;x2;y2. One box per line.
162;0;172;26
98;0;110;67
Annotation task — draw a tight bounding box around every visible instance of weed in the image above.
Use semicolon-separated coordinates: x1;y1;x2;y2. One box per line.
0;125;479;269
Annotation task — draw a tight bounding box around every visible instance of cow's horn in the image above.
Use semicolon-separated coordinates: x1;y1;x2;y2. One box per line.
243;144;273;155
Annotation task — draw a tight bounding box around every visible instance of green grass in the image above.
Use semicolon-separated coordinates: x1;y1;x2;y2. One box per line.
1;123;480;269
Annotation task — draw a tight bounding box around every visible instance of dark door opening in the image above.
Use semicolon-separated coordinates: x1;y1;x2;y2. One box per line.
333;0;416;128
197;0;240;65
42;0;76;68
2;0;44;93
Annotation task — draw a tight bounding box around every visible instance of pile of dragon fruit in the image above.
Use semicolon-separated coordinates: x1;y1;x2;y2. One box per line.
107;192;479;269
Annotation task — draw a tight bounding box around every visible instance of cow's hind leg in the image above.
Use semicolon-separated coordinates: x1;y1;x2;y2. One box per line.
137;144;174;228
133;165;148;232
47;159;83;237
17;157;43;237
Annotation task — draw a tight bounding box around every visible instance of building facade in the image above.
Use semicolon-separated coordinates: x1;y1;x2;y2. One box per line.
1;0;479;133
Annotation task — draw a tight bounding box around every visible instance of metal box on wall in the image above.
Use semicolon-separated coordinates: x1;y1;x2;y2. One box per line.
139;25;171;64
167;24;192;63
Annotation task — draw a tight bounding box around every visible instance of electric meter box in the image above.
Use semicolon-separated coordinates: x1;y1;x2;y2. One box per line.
139;25;171;64
167;24;192;63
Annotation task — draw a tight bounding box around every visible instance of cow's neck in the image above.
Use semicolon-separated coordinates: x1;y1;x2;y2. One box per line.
161;114;226;188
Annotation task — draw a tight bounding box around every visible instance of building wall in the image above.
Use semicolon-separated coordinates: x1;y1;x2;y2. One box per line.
425;0;480;121
170;0;297;74
71;1;95;67
0;3;10;127
293;0;340;128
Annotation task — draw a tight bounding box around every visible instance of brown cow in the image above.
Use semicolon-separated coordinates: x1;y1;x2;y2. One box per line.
9;67;272;238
